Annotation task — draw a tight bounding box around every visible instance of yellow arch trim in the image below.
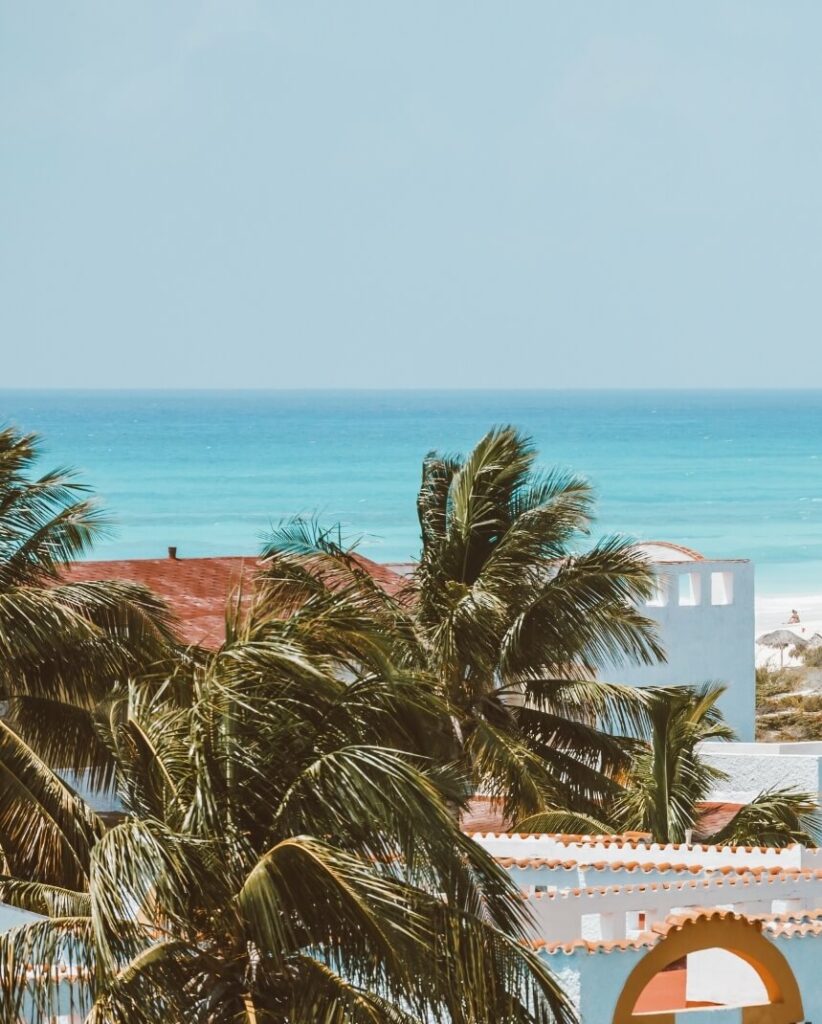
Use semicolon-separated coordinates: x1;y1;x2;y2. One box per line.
612;915;804;1024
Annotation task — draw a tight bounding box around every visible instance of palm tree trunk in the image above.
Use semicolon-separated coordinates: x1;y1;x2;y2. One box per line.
242;993;258;1023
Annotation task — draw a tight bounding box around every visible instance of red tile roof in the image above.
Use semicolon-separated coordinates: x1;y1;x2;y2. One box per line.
695;802;744;839
460;797;510;833
63;554;405;647
532;908;760;955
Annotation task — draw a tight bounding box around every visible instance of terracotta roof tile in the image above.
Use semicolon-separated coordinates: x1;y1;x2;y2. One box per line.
62;553;405;647
460;797;510;833
534;909;762;957
763;908;822;939
497;857;707;875
471;830;801;854
525;868;822;902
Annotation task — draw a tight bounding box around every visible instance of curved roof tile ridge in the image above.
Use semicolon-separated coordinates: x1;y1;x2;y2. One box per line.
533;908;757;956
473;831;800;854
648;907;755;936
471;832;652;844
498;856;813;878
525;869;822;901
529;934;657;956
770;920;822;939
739;907;822;940
635;540;706;561
758;906;822;926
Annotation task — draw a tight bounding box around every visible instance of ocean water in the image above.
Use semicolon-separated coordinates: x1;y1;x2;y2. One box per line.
1;390;821;597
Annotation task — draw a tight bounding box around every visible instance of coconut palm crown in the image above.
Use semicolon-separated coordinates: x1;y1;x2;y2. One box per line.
518;684;822;847
0;596;573;1024
259;426;664;821
0;426;176;860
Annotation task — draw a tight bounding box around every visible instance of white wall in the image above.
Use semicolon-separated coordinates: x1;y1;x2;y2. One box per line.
686;947;768;1006
776;934;822;1023
525;871;822;943
601;559;755;739
700;741;822;803
473;833;803;869
540;946;646;1024
541;933;822;1024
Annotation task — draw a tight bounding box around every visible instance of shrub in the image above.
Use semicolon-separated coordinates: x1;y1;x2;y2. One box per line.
801;645;822;668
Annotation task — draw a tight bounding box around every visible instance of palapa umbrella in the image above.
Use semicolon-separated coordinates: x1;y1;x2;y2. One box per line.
757;629;806;667
806;632;822;650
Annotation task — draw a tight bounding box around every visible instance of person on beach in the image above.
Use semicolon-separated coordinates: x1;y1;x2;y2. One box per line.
789;609;800;623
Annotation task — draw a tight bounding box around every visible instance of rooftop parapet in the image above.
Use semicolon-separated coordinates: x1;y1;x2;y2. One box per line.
472;832;804;870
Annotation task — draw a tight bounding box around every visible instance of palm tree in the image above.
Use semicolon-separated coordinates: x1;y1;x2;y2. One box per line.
0;600;573;1024
518;684;822;847
0;426;176;845
258;426;663;822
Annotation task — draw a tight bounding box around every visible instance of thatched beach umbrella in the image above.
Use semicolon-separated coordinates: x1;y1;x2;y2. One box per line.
757;629;806;667
806;632;822;650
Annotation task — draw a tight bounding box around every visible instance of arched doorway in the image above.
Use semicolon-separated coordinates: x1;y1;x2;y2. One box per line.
612;913;803;1024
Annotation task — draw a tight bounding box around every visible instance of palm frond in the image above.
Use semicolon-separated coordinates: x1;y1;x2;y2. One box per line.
0;719;104;888
0;916;96;1024
88;818;195;970
3;695;119;791
0;424;109;584
514;809;615;835
499;538;663;677
705;788;822;848
464;717;561;819
0;878;91;918
288;954;426;1024
238;836;420;974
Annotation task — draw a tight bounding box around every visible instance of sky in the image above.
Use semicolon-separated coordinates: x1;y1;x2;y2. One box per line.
2;2;822;389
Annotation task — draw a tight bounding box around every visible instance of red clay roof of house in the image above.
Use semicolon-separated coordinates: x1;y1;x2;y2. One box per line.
63;554;405;647
533;908;760;955
461;797;510;833
695;802;744;838
466;803;746;846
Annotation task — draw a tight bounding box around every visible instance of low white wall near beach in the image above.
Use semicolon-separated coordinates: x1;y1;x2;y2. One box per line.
700;741;822;803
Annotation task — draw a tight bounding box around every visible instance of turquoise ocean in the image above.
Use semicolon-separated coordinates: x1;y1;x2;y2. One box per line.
1;390;821;597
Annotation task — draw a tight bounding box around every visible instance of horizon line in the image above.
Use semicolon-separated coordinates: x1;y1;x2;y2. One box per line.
4;385;822;394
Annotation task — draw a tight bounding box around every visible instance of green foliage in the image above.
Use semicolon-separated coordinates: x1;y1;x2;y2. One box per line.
0;629;573;1023
0;425;574;1022
0;426;177;796
801;645;822;668
610;684;732;844
755;661;822;742
756;663;792;703
708;788;822;847
519;684;822;848
260;426;664;822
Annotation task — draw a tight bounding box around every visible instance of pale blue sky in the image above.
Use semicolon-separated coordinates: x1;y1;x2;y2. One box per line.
2;2;822;388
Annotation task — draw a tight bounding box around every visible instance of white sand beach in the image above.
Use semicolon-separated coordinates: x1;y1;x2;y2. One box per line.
756;595;822;668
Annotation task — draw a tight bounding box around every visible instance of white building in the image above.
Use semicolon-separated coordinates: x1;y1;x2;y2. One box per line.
67;549;759;739
472;830;822;1023
604;542;756;740
9;828;822;1023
